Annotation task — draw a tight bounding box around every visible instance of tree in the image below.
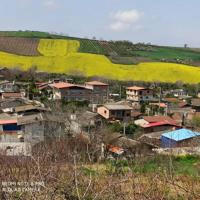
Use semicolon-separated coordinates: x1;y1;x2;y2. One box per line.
191;116;200;129
140;103;147;114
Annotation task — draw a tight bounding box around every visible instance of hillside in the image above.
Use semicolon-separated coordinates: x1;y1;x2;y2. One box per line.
0;31;200;83
1;30;200;65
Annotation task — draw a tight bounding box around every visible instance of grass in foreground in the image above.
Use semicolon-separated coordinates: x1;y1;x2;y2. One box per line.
1;138;200;199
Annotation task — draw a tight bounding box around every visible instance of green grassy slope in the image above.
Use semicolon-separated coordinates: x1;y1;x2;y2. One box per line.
1;31;200;65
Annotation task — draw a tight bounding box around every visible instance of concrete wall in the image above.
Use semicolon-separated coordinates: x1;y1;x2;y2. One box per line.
44;121;64;137
126;89;153;102
144;125;176;134
97;107;110;119
22;122;45;145
97;106;131;120
161;136;200;148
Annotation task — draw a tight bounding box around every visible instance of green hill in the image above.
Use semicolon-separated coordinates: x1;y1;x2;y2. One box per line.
0;30;200;83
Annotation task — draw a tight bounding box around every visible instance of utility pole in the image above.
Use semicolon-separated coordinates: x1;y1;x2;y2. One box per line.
158;87;162;115
120;85;122;99
27;83;30;100
106;85;109;103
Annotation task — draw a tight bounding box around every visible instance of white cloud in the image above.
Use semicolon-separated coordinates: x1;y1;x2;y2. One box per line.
109;9;143;32
112;9;143;24
110;22;130;32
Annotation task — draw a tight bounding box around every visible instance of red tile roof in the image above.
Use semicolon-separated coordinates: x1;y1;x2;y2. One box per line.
143;116;176;124
143;121;179;128
85;81;108;86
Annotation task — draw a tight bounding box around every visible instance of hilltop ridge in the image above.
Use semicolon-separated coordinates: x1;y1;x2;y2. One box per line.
0;30;200;66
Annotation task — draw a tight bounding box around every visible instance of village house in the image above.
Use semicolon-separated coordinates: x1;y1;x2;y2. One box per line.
2;104;50;116
39;80;109;103
138;131;163;148
135;116;181;134
97;104;132;121
68;111;102;134
0;116;29;156
148;102;168;115
126;86;154;103
17;113;65;143
161;128;200;148
36;82;53;100
50;82;93;102
103;132;151;158
85;81;109;103
0;111;65;156
170;89;188;98
0;80;19;92
0;98;27;109
191;98;200;112
167;101;194;126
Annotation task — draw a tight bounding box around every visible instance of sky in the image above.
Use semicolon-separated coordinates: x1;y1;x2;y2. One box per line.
0;0;200;47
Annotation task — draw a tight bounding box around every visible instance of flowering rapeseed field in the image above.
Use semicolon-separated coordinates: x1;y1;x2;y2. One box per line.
38;39;80;56
0;39;199;83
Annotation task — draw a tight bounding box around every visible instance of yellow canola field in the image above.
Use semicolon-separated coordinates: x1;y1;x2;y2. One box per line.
0;50;200;83
38;39;80;56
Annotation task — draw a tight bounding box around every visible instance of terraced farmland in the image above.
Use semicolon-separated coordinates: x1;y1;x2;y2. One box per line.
0;37;40;56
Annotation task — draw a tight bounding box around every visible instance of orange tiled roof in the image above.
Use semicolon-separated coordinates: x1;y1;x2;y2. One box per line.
150;103;167;108
50;82;75;89
108;145;124;155
2;93;22;98
126;86;146;90
0;119;17;125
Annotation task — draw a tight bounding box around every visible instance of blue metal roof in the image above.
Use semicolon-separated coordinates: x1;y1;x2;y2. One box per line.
162;129;200;142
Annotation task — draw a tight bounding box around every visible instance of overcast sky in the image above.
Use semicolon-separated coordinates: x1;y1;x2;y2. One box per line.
0;0;200;47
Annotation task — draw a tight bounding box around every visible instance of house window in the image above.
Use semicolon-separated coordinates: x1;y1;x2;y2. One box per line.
104;110;107;114
19;137;24;142
111;111;115;115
